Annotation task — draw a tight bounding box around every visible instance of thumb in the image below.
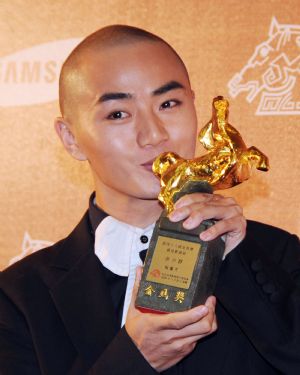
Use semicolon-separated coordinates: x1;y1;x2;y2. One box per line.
205;296;216;309
130;266;143;309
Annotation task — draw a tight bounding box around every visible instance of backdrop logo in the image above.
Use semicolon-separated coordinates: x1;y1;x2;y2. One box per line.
0;38;81;107
8;232;53;266
228;17;300;115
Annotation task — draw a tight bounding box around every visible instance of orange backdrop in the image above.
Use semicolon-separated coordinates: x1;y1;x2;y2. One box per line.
0;0;299;269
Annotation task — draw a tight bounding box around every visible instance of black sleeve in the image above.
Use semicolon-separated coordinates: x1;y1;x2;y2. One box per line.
0;290;41;375
81;328;157;375
0;288;157;375
216;223;300;374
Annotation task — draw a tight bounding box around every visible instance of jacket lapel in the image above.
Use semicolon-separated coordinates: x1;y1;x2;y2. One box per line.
49;212;119;366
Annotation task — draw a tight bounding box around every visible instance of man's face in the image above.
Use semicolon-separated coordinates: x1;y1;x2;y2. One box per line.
65;41;198;203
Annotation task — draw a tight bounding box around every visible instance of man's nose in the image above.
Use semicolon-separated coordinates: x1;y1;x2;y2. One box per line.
136;110;169;148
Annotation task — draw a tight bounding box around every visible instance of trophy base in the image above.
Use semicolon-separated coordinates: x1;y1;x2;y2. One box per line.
135;213;225;313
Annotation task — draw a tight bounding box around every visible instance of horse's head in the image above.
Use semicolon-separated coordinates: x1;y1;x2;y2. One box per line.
152;151;183;178
228;17;300;102
213;96;229;128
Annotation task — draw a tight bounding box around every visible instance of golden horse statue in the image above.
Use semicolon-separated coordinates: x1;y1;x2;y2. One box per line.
153;96;269;213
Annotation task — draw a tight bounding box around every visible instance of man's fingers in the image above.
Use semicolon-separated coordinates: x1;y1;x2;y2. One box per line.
174;193;223;210
129;266;143;309
168;195;246;254
200;215;246;245
205;295;216;309
170;194;214;221
166;296;217;339
169;196;242;226
126;294;218;372
159;304;209;330
163;336;198;358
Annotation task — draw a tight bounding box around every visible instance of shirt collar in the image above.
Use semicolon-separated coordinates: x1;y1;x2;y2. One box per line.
88;192;155;276
94;217;154;276
88;192;108;234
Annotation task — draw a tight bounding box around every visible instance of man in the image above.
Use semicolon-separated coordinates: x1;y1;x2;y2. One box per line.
0;25;299;375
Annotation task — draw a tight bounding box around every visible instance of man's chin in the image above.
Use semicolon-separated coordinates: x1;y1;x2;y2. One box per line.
140;196;164;212
139;189;162;203
141;196;160;202
142;178;161;195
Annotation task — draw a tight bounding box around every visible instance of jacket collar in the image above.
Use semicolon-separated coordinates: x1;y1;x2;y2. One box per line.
88;191;108;234
49;211;118;367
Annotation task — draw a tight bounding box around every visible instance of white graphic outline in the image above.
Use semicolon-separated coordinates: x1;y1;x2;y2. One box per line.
8;232;53;266
228;17;300;115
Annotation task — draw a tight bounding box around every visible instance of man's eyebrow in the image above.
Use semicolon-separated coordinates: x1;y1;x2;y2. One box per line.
97;81;184;103
152;81;185;96
98;92;133;103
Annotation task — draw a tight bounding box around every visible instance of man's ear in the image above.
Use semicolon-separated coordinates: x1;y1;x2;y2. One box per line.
54;117;87;161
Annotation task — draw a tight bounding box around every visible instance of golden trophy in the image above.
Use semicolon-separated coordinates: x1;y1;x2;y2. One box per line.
135;96;269;313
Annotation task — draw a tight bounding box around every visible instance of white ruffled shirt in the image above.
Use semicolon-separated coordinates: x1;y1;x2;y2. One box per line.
94;216;154;327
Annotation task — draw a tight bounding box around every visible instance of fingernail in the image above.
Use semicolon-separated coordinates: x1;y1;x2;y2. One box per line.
174;201;183;209
200;231;211;241
169;211;183;222
183;218;193;229
206;296;216;307
174;198;188;209
169;212;178;221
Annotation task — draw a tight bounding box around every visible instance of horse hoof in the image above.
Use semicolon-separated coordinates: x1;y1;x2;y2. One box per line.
257;166;269;171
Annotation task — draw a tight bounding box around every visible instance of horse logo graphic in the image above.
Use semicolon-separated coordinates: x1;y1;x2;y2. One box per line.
228;17;300;115
8;232;53;266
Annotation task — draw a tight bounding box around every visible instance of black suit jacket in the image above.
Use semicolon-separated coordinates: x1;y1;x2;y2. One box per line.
0;213;299;374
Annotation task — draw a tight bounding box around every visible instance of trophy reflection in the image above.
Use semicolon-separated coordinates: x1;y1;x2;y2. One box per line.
136;96;269;313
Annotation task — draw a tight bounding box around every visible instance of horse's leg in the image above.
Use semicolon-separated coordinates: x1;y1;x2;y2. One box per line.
208;155;235;185
240;146;269;171
198;122;215;150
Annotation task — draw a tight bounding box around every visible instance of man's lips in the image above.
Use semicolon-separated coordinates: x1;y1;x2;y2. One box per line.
141;158;156;172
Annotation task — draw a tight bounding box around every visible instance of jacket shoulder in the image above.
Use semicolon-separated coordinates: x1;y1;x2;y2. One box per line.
0;211;92;289
245;220;299;265
247;220;298;244
0;238;65;286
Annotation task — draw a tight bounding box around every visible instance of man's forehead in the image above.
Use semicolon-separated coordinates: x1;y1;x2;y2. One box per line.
75;41;188;84
60;40;190;116
79;40;178;67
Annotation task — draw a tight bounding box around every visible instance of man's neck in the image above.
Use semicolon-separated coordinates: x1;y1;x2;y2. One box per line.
95;188;163;228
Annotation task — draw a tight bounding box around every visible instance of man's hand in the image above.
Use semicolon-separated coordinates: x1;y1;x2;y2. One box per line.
126;267;217;372
168;193;246;257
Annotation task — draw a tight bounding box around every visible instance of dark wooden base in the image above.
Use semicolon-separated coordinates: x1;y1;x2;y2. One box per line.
135;212;225;313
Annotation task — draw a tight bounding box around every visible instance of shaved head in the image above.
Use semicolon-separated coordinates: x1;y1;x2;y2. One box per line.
55;24;197;211
59;25;189;119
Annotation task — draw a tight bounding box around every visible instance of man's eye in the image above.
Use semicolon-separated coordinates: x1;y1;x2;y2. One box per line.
107;111;129;120
160;100;181;110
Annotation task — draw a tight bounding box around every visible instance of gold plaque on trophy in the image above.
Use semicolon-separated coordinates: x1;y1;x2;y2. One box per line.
146;236;201;289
